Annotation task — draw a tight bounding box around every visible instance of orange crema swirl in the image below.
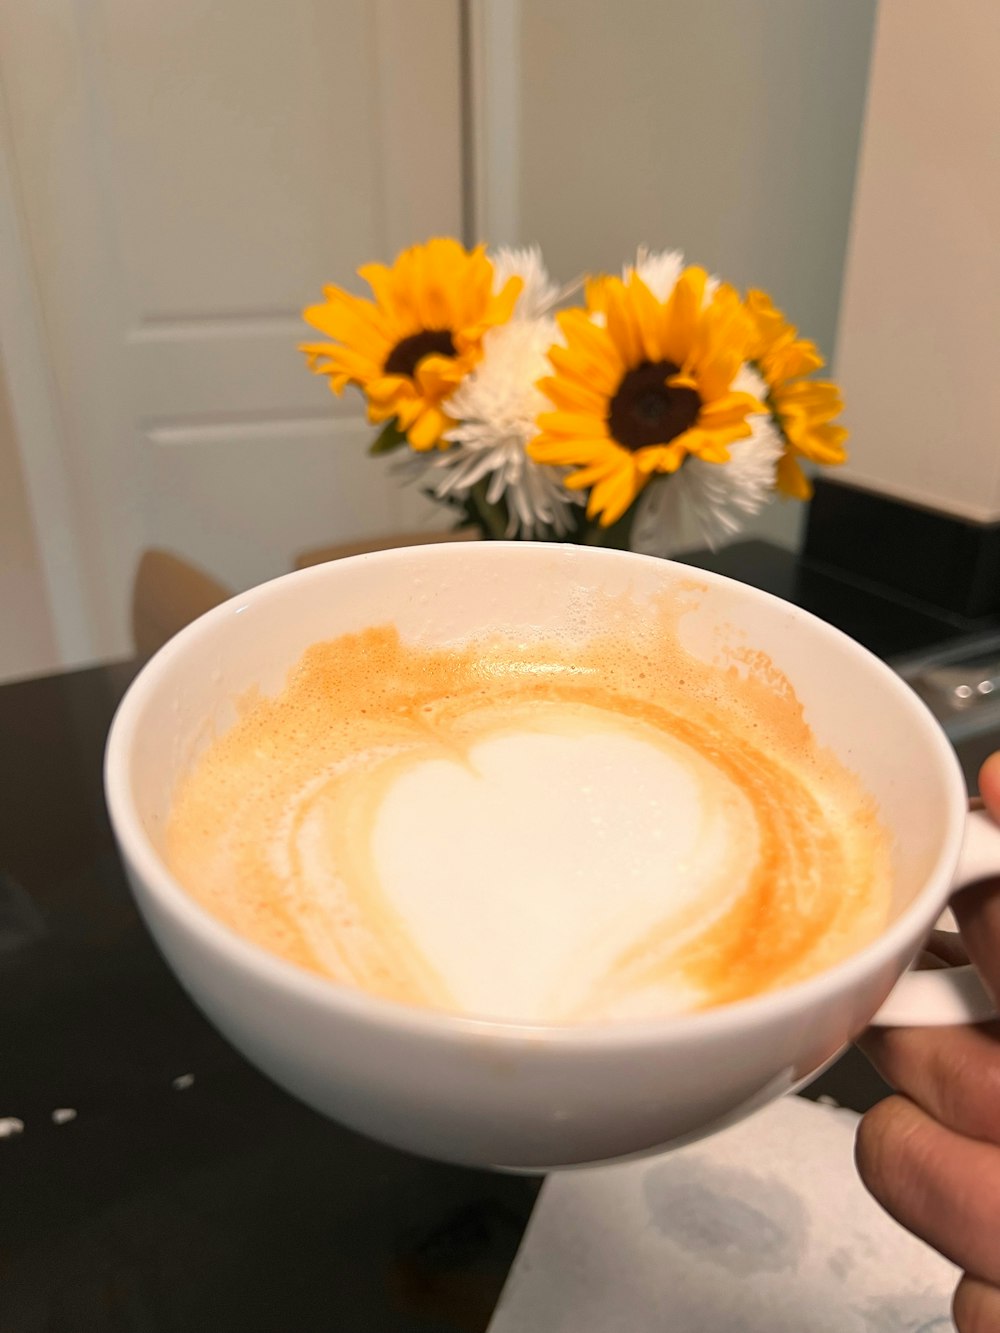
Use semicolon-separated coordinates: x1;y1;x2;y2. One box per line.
165;602;891;1022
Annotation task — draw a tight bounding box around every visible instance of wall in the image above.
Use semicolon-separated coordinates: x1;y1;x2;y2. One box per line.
835;0;1000;521
514;0;878;547
0;358;59;682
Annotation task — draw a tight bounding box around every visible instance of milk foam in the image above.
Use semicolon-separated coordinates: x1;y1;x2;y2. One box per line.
165;607;893;1023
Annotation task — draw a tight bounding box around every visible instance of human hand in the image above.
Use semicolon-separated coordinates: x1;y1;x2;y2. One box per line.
856;753;1000;1331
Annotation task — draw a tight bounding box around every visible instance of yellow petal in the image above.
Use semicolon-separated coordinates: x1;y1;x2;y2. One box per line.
565;456;624;489
558;310;625;375
692;343;744;403
533;434;618;471
635;442;687;474
546;343;621;396
661;266;708;366
745;288;792;358
776;451;813;499
459;250;495;326
689;294;752;399
489;275;523;325
537;375;607;413
770;341;824;381
809;422;849;462
591;465;643;526
304;290;363;331
358;262;396;310
564;472;594;493
414;353;465;397
365;374;411;405
630;274;666;363
394;396;423;429
786;421;849;465
698;391;765;427
775;379;843;420
679;428;732;463
529;435;611;467
407;405;447;450
301;344;380;386
604;279;643;369
537;410;611;441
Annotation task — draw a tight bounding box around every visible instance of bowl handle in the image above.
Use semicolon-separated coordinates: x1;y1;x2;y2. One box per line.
870;808;1000;1027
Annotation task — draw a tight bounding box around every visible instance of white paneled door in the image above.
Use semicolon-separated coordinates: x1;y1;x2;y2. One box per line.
0;0;463;663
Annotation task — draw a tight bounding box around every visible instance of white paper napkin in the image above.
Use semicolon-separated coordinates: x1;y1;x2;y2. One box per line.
489;1095;957;1333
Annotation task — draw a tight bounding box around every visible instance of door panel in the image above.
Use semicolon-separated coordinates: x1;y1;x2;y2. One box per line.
1;0;462;659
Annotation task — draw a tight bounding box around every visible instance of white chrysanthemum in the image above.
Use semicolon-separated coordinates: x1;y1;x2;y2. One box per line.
408;301;583;538
631;364;781;556
625;246;685;300
491;245;563;319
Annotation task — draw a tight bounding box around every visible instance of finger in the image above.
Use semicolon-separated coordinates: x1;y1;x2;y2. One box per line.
858;1021;1000;1145
947;757;1000;1003
924;928;969;968
952;879;1000;1006
979;753;1000;821
953;1274;1000;1333
856;1095;1000;1284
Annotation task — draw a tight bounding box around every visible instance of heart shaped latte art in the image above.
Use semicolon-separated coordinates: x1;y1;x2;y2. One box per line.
294;704;759;1021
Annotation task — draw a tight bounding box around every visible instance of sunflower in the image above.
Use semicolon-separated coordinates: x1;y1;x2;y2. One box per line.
529;267;764;526
745;290;848;499
300;238;522;451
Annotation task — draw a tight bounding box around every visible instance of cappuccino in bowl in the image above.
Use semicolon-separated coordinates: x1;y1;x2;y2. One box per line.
166;589;890;1025
106;542;992;1168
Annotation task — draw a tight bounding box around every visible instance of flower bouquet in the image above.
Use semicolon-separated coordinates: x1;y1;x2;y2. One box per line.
301;238;846;554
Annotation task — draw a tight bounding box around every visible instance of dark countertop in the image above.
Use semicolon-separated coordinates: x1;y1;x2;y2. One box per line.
2;540;996;1332
1;662;536;1333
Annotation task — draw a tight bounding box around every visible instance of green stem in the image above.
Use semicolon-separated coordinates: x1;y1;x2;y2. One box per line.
467;479;509;540
580;505;636;551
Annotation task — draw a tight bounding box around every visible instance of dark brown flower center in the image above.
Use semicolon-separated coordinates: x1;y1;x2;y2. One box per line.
607;360;701;451
384;329;456;379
